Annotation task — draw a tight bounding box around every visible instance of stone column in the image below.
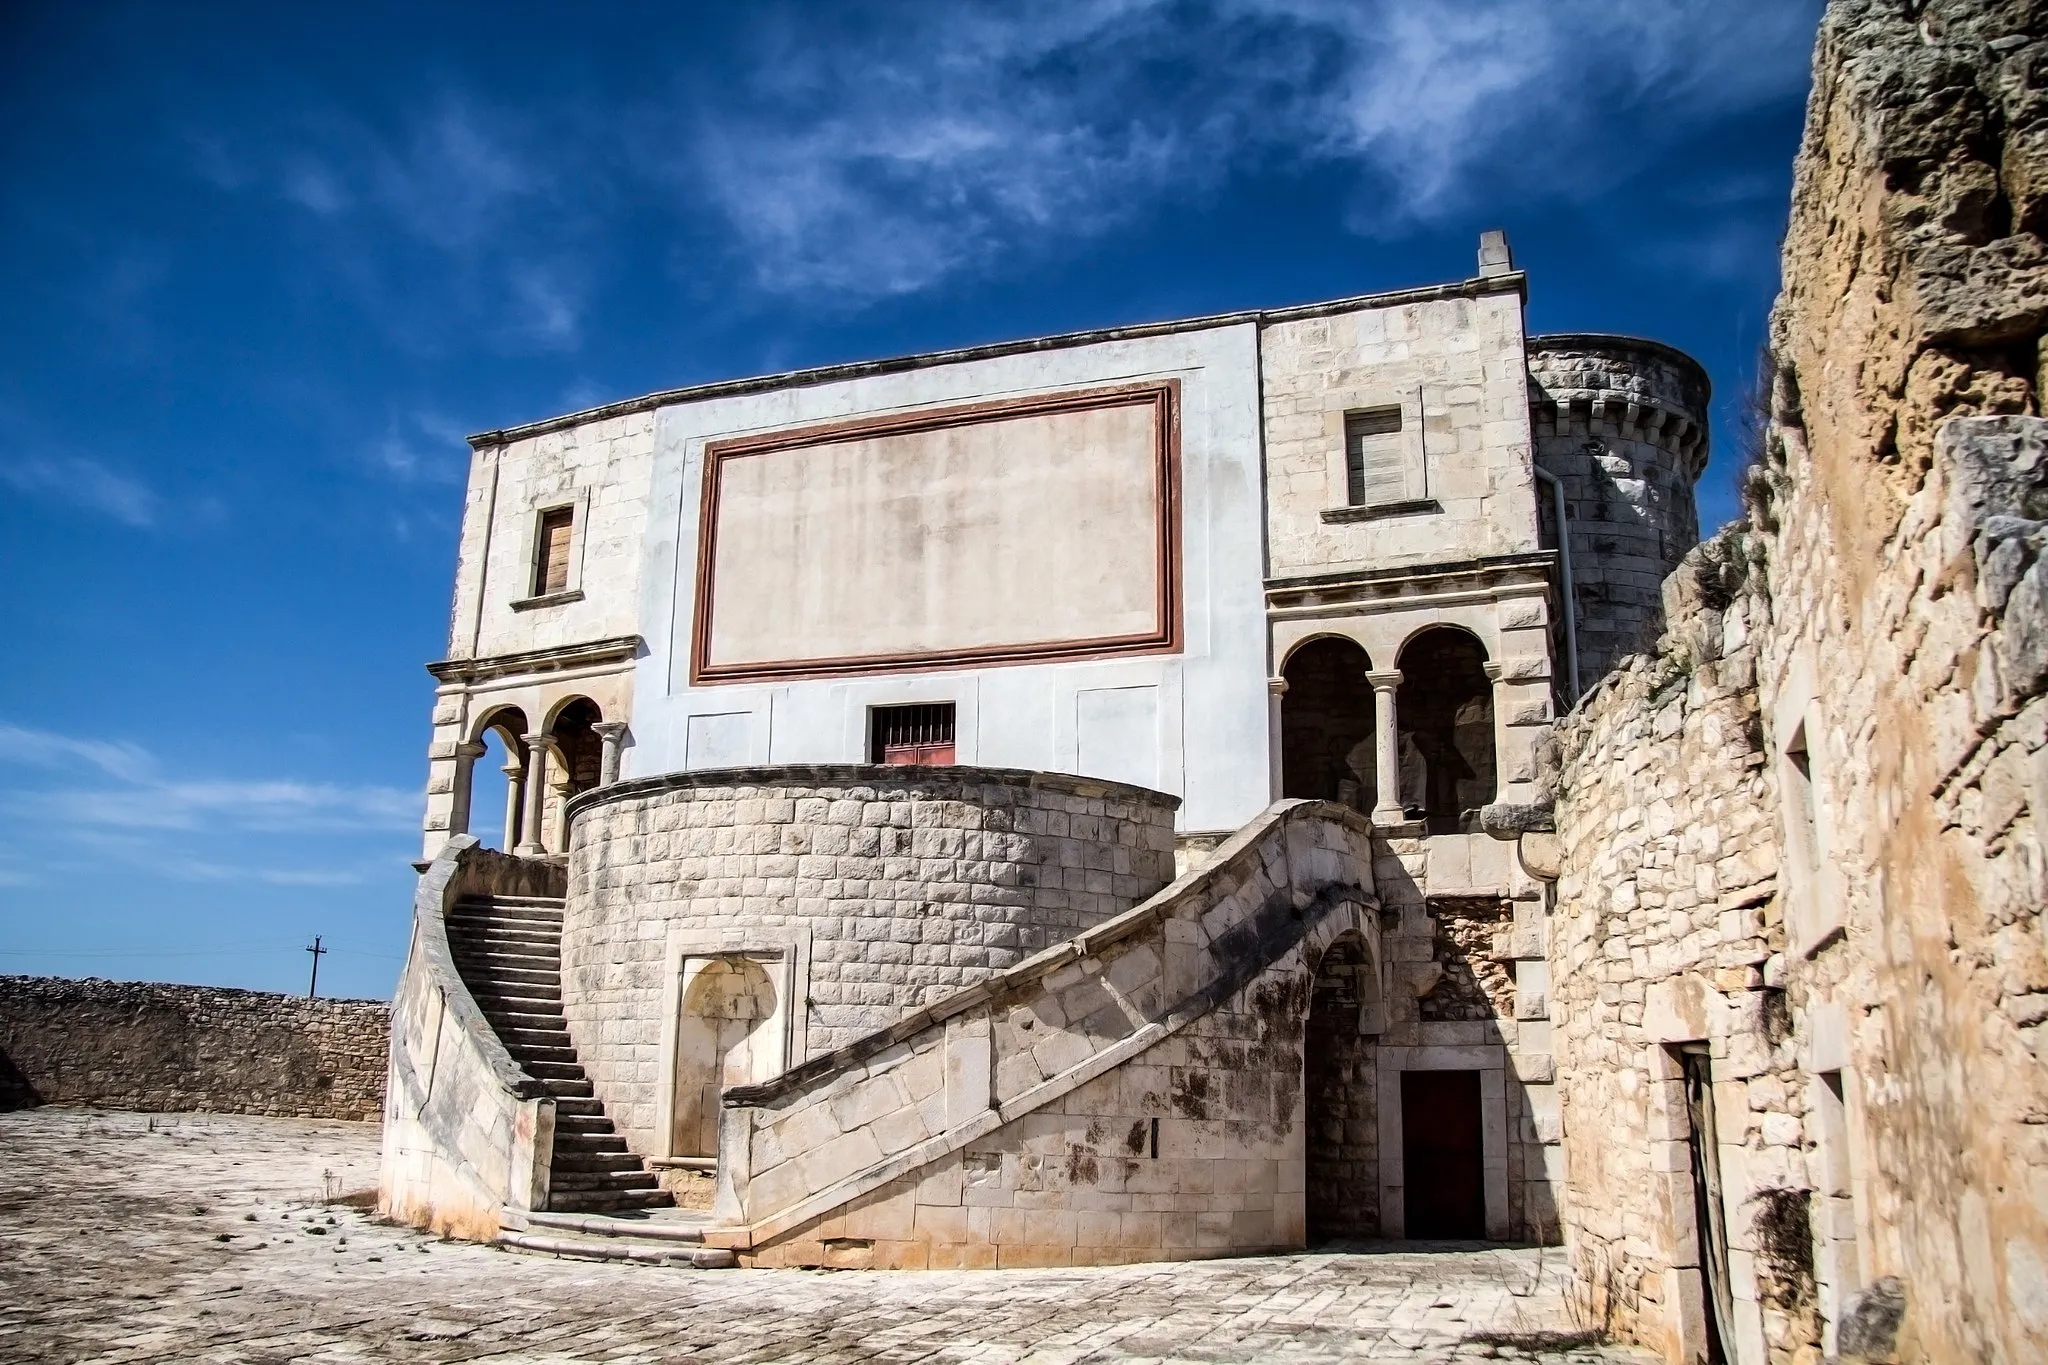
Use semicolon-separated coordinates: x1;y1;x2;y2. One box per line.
501;759;527;852
1266;678;1288;801
1366;669;1405;825
1483;661;1508;806
516;734;552;857
593;721;628;786
447;741;487;838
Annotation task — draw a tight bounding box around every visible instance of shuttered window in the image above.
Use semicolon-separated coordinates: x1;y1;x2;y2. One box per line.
1344;407;1405;506
534;507;575;596
870;703;956;766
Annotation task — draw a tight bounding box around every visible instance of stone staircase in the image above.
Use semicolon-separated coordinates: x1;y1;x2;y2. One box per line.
443;894;671;1214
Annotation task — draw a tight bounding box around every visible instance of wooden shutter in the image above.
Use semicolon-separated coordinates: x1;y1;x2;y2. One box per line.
535;508;574;595
1345;407;1405;506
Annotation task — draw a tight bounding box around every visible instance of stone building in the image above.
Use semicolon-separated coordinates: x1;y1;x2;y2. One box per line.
382;229;1711;1272
382;7;2048;1351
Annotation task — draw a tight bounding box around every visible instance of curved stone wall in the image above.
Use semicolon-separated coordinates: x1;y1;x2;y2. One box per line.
560;764;1179;1158
1527;333;1712;694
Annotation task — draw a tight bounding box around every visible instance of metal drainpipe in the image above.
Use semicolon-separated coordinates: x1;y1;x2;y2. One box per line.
1533;465;1582;704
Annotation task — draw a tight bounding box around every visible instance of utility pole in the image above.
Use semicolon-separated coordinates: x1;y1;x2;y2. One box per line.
306;936;326;998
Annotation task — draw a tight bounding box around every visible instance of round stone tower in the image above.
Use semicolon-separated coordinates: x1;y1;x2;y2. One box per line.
1526;334;1712;698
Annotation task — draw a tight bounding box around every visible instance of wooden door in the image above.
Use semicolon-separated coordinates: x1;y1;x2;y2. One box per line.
1683;1046;1735;1364
1402;1069;1485;1238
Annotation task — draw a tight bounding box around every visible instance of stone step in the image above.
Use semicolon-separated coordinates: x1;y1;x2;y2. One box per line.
523;1060;588;1082
450;915;563;934
552;1097;606;1119
469;989;563;1012
553;1114;620;1135
482;1007;568;1030
524;1209;710;1244
496;1229;732;1268
497;1027;574;1049
450;903;564;925
445;930;559;952
543;1187;678;1214
480;964;562;987
444;914;559;935
551;1151;648;1174
548;1169;661;1192
548;1129;626;1154
504;1046;578;1068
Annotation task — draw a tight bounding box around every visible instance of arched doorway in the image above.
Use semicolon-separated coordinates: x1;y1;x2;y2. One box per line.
1395;629;1496;834
1280;637;1376;811
1305;932;1382;1243
671;956;780;1158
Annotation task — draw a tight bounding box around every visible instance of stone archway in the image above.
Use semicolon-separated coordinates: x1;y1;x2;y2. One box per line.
1305;932;1383;1243
1281;637;1377;811
671;956;780;1159
1395;628;1496;834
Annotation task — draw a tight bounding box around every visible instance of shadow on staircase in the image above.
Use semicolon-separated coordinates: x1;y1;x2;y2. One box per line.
443;892;671;1214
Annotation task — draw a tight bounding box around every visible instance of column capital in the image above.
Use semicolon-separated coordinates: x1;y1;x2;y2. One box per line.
1482;661;1504;683
521;732;552;749
453;740;488;760
1267;676;1289;696
591;720;628;740
1364;669;1403;690
501;760;526;779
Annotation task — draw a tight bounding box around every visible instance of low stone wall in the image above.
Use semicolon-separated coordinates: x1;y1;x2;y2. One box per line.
0;975;387;1121
561;764;1179;1157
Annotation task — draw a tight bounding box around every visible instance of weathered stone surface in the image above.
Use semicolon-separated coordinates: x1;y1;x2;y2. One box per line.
562;765;1179;1158
0;975;385;1121
0;1107;1654;1365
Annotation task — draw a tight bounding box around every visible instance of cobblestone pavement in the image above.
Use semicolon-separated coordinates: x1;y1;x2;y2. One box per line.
0;1109;1652;1364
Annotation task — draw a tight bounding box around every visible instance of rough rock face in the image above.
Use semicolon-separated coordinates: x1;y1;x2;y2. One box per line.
1761;1;2048;1359
1544;4;2048;1360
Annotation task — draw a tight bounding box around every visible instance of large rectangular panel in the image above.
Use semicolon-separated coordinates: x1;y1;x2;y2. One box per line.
691;383;1181;683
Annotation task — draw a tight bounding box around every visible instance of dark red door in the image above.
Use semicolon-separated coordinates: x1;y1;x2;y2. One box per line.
1402;1069;1485;1239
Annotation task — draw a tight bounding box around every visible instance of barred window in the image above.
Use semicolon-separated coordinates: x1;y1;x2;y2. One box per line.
1345;407;1405;506
869;703;956;765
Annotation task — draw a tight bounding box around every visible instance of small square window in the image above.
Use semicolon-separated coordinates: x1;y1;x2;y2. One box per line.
869;703;956;765
1345;407;1404;506
533;507;575;597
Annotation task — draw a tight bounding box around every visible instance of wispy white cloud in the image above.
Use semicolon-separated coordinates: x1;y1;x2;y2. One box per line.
0;454;161;527
181;0;1822;327
1;721;415;836
680;0;1822;300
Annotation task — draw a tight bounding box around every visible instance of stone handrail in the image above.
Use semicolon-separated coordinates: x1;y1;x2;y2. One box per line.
378;836;563;1239
705;798;1379;1256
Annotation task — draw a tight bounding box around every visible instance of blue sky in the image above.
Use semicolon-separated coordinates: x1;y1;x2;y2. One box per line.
0;0;1824;1000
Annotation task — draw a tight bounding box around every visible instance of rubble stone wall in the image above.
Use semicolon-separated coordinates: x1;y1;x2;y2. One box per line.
1754;1;2048;1360
0;975;387;1121
561;765;1178;1158
1547;535;1814;1364
1544;5;2048;1362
